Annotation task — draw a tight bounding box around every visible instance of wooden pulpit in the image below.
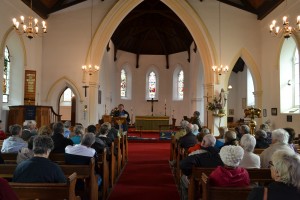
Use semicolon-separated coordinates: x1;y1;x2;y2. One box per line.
8;105;61;129
102;115;112;123
112;117;127;126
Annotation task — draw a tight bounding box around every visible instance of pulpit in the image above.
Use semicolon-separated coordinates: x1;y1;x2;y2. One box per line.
8;105;61;128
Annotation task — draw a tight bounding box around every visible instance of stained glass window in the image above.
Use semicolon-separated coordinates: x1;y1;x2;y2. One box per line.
3;46;10;103
120;69;127;97
178;70;184;99
149;71;156;98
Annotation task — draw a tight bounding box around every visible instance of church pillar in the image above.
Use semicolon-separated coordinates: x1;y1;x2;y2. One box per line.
88;82;98;124
203;84;215;132
253;90;263;125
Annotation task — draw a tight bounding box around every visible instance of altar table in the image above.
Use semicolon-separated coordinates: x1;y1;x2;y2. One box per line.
135;116;169;131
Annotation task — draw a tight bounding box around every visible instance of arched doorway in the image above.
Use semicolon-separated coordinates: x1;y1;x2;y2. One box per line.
58;87;76;125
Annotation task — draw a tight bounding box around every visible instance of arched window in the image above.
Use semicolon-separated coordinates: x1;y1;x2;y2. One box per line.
120;69;127;97
177;70;184;99
280;38;299;113
62;88;74;102
294;48;299;107
148;71;157;98
3;46;10;103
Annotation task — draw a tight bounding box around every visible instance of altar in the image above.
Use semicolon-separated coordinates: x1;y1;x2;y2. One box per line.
135;116;169;131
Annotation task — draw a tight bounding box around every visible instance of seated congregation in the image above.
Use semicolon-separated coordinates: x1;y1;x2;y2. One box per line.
170;117;300;200
0;119;126;200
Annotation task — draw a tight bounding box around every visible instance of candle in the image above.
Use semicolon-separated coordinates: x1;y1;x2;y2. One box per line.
165;98;166;104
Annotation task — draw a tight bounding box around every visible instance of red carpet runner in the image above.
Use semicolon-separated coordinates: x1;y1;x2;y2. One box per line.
108;143;180;200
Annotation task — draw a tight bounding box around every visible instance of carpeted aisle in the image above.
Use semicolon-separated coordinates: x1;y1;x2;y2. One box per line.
108;143;180;200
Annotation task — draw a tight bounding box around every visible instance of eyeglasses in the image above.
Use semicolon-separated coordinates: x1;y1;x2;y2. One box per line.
269;161;274;167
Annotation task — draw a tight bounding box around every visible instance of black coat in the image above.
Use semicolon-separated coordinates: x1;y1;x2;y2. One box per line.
179;132;197;149
247;182;300;200
180;146;223;176
51;133;73;153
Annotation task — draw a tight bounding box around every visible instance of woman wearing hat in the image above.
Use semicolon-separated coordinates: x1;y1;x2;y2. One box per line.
209;145;250;187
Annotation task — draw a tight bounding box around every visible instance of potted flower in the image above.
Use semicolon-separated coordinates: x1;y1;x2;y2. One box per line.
207;97;223;114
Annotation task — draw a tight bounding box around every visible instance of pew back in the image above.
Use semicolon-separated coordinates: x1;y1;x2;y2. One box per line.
9;172;80;200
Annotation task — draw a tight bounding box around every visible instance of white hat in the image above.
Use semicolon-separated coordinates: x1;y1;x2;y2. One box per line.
220;145;244;167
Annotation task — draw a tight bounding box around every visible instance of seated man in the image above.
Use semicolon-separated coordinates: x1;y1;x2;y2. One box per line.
1;124;27;153
65;132;97;164
255;130;269;149
12;135;66;183
179;134;223;200
188;129;210;155
178;123;197;149
209;145;250;187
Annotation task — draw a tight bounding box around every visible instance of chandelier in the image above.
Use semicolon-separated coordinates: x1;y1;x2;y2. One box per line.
12;0;47;39
82;0;100;75
269;16;300;39
212;2;228;76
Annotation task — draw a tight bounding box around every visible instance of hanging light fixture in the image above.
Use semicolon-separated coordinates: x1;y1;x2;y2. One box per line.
269;16;300;39
12;0;47;39
269;1;300;39
212;2;228;76
82;0;100;75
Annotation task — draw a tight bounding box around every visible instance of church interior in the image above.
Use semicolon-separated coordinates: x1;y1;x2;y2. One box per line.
0;0;299;135
1;0;300;199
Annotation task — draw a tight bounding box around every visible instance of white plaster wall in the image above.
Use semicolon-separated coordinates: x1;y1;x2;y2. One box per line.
2;0;300;134
260;0;300;134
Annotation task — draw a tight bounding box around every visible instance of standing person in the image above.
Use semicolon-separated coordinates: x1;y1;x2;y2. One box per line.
113;104;130;131
190;111;202;132
12;135;66;183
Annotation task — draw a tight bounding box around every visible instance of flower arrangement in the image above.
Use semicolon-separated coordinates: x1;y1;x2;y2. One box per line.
110;107;118;116
207;97;223;111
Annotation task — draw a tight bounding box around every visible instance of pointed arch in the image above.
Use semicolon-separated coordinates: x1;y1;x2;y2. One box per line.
90;0;215;85
225;48;262;108
45;76;83;112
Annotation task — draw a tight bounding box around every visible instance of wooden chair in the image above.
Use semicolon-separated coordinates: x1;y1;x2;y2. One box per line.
201;173;252;200
9;172;80;200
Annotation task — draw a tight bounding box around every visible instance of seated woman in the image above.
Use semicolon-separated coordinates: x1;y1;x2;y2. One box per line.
248;150;300;200
220;130;239;149
239;134;260;168
209;145;250;187
70;124;84;145
215;126;228;149
255;130;269;149
17;136;35;164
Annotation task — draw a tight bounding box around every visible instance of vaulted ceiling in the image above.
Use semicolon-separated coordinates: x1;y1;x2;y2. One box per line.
21;0;284;61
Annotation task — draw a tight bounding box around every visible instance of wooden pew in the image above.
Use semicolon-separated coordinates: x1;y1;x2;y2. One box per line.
1;152;17;163
169;135;176;161
9;172;80;200
188;167;272;200
0;156;106;200
97;149;110;200
114;137;122;175
201;172;252;200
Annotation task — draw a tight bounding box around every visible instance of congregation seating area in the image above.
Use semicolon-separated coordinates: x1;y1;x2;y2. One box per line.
0;132;129;200
169;135;280;200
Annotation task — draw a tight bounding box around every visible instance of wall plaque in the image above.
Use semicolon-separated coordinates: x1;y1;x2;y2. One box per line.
24;70;36;105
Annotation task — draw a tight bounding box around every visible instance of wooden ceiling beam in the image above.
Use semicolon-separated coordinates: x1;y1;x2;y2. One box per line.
257;0;284;20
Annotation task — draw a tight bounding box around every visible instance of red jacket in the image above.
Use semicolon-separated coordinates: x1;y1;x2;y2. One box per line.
188;143;201;153
209;166;250;187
